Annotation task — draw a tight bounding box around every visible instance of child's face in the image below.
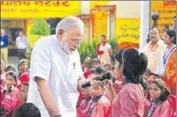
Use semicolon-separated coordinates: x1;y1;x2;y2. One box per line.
82;88;91;98
19;62;28;72
5;75;17;88
90;86;103;97
149;83;162;100
143;72;150;80
92;62;100;68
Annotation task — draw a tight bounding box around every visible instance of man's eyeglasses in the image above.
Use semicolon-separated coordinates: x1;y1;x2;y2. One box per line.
71;38;83;44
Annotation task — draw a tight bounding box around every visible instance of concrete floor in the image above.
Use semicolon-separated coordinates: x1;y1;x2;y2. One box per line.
7;56;19;67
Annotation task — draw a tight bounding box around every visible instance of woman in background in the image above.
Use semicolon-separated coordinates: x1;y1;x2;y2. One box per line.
156;29;176;94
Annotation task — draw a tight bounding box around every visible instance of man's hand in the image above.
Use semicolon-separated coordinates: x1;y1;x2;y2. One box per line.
35;77;61;117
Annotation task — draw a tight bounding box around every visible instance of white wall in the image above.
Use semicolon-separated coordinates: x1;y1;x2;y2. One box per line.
109;1;141;18
80;1;90;14
139;1;150;51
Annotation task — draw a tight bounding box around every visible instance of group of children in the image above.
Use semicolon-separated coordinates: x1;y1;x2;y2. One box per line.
0;50;176;117
0;59;40;117
77;55;176;117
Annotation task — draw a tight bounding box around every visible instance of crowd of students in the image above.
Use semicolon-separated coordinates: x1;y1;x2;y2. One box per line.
77;27;176;117
0;59;41;117
0;20;176;117
78;48;176;117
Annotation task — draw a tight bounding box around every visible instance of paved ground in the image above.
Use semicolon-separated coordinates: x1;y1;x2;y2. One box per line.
8;56;19;67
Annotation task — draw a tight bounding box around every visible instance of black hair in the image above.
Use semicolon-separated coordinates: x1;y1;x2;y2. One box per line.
100;34;106;39
6;71;17;82
15;103;41;117
150;26;159;31
92;58;100;64
19;60;28;67
114;48;148;84
114;49;124;66
173;16;176;19
5;65;17;73
19;29;24;33
163;24;169;32
147;33;150;43
165;28;176;44
94;67;106;74
22;82;29;87
147;79;170;102
140;78;148;90
163;24;169;29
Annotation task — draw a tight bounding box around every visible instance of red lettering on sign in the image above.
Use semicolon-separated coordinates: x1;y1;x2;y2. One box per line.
52;1;60;6
62;1;69;7
0;1;12;5
12;1;22;5
35;1;43;6
23;1;30;6
164;1;176;6
44;1;51;6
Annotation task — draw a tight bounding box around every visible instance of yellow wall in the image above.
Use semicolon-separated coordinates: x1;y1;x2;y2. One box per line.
26;20;37;48
93;10;109;38
1;1;80;18
90;1;141;49
90;1;114;38
116;18;140;44
114;1;140;47
151;1;176;36
90;1;110;9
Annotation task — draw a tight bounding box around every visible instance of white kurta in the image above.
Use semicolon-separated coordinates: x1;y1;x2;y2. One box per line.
27;35;83;117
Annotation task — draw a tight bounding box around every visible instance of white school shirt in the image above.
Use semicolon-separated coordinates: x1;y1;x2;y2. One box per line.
27;35;83;117
16;36;28;49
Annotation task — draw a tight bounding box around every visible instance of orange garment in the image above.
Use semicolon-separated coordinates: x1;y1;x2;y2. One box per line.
164;50;176;94
143;40;166;73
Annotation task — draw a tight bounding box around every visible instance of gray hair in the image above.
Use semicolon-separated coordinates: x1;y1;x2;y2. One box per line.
55;16;84;35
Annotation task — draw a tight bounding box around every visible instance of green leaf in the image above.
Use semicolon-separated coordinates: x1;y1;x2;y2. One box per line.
31;19;50;36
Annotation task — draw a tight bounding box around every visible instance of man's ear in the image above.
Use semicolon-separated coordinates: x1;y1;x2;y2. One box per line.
57;29;64;40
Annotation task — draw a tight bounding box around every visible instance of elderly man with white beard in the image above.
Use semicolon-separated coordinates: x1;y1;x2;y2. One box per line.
27;16;85;117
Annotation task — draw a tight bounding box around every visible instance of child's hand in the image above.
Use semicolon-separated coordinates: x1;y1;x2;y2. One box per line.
90;80;100;90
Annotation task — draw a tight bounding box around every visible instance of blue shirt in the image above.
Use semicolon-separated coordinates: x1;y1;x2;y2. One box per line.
1;35;8;48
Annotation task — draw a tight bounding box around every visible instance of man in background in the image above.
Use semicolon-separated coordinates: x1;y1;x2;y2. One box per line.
16;30;28;60
1;29;8;65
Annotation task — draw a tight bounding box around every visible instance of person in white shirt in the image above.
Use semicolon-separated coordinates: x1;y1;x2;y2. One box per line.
96;34;112;65
142;27;166;73
16;30;28;60
27;16;85;117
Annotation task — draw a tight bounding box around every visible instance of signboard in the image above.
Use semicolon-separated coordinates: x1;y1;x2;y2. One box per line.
1;1;80;19
151;1;176;35
116;18;140;44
